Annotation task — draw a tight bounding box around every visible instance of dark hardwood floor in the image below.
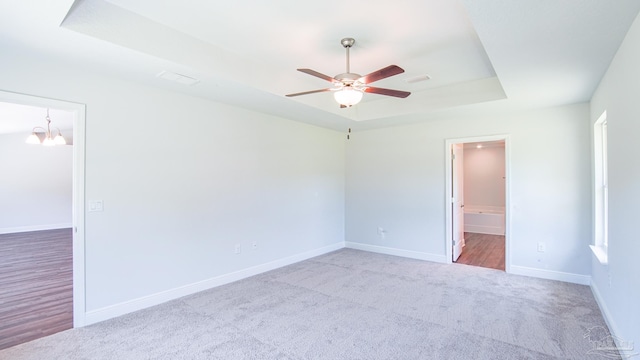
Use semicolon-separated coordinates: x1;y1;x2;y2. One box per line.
0;228;73;350
455;232;505;271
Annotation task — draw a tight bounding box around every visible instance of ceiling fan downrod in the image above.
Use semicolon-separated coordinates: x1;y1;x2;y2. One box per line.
341;38;355;74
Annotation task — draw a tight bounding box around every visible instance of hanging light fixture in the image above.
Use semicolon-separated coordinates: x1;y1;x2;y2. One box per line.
334;86;363;107
25;109;66;146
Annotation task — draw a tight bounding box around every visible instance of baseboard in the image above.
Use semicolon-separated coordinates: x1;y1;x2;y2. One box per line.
590;281;625;348
0;223;73;234
345;242;448;263
84;241;345;326
509;265;591;285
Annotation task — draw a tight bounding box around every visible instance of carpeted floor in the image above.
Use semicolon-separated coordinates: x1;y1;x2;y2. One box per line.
0;249;618;359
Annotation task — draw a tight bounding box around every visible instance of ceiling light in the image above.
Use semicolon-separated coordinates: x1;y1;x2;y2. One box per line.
477;144;483;149
334;87;363;107
25;109;66;146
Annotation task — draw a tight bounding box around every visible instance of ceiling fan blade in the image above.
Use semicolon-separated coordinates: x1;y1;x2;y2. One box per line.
286;88;332;97
297;69;337;83
358;65;405;84
364;86;411;98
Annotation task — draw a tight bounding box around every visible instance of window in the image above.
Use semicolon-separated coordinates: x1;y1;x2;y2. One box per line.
591;111;608;264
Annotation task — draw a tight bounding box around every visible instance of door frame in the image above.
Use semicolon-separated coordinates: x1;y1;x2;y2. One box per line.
451;143;464;262
0;90;86;326
444;134;511;273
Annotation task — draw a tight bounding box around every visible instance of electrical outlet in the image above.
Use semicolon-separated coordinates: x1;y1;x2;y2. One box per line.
537;242;546;252
377;227;386;239
234;244;241;254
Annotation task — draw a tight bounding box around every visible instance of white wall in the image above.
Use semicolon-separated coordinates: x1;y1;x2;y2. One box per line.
463;145;505;209
590;12;640;351
0;45;345;320
346;103;591;279
0;132;72;233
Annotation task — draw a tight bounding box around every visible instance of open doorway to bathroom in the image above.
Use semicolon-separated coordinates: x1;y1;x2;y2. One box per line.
445;135;509;272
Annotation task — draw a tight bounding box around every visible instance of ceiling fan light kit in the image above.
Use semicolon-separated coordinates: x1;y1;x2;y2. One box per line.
334;87;363;107
286;38;411;107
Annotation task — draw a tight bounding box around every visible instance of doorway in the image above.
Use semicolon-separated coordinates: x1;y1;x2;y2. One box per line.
445;135;510;272
0;91;86;349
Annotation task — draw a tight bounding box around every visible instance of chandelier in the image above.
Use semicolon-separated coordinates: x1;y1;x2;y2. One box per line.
25;109;67;146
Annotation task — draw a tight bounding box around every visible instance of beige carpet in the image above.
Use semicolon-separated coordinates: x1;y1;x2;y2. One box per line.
0;249;618;359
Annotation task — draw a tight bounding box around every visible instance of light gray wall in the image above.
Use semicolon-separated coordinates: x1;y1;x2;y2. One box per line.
346;103;591;277
0;45;345;314
463;145;505;209
0;132;72;233
590;11;640;350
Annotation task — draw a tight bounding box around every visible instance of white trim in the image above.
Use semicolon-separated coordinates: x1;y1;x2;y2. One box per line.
346;241;448;263
72;103;86;327
593;111;609;257
510;265;591;285
590;281;624;349
84;241;344;325
444;134;511;272
0;223;73;234
0;90;86;327
589;245;609;265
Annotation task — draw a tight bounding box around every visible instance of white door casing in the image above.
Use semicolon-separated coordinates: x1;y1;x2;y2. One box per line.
444;134;510;273
0;90;86;327
452;143;464;261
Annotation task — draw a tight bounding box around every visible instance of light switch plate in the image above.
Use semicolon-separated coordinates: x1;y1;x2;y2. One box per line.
89;200;104;212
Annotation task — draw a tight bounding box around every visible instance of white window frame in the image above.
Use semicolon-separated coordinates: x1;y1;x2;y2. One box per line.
591;111;608;264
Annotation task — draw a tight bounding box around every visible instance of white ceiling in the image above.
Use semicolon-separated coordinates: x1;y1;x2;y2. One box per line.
1;0;639;132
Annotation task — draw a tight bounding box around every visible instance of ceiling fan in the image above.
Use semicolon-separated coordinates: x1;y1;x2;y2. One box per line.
286;38;411;108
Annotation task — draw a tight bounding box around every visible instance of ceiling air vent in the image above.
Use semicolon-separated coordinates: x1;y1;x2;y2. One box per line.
405;74;431;84
157;71;200;86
